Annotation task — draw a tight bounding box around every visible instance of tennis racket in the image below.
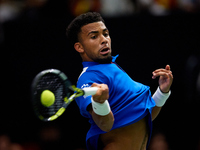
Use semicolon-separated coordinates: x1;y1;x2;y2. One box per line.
31;69;98;121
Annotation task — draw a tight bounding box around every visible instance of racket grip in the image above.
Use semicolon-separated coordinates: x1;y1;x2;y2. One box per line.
83;87;98;96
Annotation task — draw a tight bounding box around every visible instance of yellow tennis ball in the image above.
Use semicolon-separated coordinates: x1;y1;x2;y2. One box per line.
40;90;55;107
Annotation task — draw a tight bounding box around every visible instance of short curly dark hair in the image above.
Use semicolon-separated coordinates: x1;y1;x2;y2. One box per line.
66;12;105;45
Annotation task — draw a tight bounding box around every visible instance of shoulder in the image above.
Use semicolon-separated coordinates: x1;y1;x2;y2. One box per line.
77;64;114;88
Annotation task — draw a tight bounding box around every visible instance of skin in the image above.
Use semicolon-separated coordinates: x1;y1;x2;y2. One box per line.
74;21;173;150
74;21;112;63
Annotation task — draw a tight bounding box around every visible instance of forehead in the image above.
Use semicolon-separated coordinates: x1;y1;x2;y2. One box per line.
80;21;107;34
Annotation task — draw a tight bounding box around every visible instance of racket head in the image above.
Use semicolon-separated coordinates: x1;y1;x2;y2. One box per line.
31;69;73;121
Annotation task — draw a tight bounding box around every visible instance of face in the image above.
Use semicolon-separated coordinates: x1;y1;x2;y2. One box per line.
75;21;112;63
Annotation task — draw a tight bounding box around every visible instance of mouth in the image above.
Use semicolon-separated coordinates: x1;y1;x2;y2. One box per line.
99;47;110;55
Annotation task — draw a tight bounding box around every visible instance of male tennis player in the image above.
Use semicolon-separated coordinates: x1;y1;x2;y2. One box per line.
66;12;173;150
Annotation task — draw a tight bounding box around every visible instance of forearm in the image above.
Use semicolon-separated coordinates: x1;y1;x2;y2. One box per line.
151;106;162;121
91;110;114;132
89;83;114;132
151;87;171;121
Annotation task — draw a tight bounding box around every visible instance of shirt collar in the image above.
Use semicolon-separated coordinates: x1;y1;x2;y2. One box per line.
82;55;119;68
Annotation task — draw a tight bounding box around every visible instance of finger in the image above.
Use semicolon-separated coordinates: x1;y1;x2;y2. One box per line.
91;83;100;87
152;72;171;79
91;83;109;93
153;68;171;73
168;72;174;80
153;65;171;73
165;65;170;71
152;70;172;77
99;84;109;91
92;84;109;102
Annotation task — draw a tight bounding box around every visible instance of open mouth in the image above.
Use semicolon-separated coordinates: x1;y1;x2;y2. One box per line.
100;47;110;55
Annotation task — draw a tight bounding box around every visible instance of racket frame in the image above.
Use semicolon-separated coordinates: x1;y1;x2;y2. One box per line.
31;69;97;121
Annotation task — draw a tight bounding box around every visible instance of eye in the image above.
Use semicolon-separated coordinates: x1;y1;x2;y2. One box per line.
91;35;97;39
104;32;109;37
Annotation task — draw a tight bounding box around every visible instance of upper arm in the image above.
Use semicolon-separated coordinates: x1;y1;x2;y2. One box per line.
75;70;110;118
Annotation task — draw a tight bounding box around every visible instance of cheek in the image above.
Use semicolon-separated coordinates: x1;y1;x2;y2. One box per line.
82;39;100;54
83;41;98;55
88;40;99;50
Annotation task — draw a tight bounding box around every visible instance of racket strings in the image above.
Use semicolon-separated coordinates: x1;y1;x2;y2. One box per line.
34;74;66;118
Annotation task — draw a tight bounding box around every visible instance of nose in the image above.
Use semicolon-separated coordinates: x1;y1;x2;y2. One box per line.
101;35;109;45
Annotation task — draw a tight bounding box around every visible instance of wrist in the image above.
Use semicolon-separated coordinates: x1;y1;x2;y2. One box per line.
91;97;111;116
152;87;171;107
159;86;170;93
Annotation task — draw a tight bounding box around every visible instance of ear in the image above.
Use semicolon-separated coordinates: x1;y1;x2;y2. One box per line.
74;42;84;53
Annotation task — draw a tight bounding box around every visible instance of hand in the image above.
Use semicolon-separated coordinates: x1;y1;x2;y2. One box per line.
91;83;109;103
152;65;173;93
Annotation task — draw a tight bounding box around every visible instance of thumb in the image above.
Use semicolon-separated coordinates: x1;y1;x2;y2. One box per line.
165;65;170;71
91;83;100;87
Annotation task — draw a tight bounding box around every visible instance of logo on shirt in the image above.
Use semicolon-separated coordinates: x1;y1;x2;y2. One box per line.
81;84;90;98
81;84;89;89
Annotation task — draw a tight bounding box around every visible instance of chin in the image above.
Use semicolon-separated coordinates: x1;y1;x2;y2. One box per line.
95;55;112;64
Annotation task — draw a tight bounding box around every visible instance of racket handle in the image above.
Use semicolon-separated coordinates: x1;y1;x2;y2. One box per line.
83;87;98;96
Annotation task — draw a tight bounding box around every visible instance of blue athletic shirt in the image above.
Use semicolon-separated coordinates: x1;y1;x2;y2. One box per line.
75;55;156;150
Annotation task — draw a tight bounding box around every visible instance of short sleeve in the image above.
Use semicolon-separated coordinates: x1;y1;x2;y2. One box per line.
75;70;109;118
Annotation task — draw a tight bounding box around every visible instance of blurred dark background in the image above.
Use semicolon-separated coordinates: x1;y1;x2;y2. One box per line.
1;0;200;150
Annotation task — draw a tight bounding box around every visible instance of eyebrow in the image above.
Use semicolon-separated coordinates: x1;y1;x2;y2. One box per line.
88;28;108;36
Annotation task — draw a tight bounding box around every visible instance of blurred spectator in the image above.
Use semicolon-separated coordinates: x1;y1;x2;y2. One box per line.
196;137;200;150
137;0;200;15
67;0;135;17
149;0;177;15
25;0;48;8
22;142;41;150
0;0;49;24
0;134;24;150
0;134;11;150
178;0;200;13
10;143;23;150
137;0;178;15
38;125;63;150
100;0;135;17
185;55;200;103
0;0;23;23
0;0;200;21
68;0;101;16
148;131;170;150
136;0;153;13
